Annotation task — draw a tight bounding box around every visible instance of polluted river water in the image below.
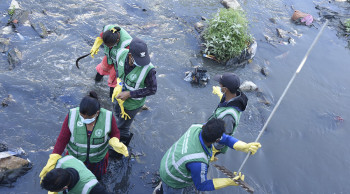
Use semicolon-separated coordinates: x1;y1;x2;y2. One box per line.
0;0;350;193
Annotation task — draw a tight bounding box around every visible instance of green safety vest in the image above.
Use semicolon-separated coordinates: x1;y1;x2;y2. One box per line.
209;106;241;153
56;155;98;194
159;124;211;189
115;48;155;110
67;107;112;163
102;24;132;65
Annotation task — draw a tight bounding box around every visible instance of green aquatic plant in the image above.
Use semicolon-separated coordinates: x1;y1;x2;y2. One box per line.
202;8;252;62
8;6;15;16
345;19;350;32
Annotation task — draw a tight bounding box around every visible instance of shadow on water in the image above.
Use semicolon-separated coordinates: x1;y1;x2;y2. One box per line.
1;0;350;193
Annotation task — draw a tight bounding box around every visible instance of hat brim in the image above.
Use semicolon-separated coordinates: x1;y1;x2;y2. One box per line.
133;54;150;67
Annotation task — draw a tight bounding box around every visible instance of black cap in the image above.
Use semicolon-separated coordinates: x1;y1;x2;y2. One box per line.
129;37;151;66
213;73;240;93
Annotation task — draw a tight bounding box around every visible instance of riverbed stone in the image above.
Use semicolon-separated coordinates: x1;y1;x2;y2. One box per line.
7;48;22;70
0;38;10;53
2;94;15;107
30;21;48;38
194;22;204;33
221;0;242;10
240;81;258;91
0;156;31;185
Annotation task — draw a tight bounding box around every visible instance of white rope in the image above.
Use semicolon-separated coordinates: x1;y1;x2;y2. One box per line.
237;20;329;173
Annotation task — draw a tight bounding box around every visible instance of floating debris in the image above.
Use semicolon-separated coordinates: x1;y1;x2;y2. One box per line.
184;66;210;86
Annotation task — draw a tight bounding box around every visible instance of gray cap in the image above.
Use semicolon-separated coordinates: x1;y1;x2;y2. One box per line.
129;37;150;66
213;73;240;93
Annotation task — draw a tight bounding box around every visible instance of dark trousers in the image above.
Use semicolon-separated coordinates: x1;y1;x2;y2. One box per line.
113;102;141;139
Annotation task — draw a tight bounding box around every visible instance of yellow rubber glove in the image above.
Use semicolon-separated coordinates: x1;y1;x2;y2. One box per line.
210;145;220;162
212;86;223;100
233;141;261;155
90;37;103;58
111;78;131;120
109;137;129;157
213;172;245;190
48;192;58;194
39;154;62;181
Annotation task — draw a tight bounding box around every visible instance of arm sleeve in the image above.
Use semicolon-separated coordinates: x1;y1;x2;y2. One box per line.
221;115;235;135
109;116;120;139
218;133;239;148
129;68;157;98
52;114;71;155
90;183;112;194
186;162;215;191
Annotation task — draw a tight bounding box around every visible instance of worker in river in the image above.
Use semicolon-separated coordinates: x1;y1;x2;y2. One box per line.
39;91;128;181
209;73;248;162
90;24;132;98
41;155;112;194
111;37;157;154
155;118;261;193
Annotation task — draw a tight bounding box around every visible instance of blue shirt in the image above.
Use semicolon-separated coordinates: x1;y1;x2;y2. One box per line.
185;133;238;191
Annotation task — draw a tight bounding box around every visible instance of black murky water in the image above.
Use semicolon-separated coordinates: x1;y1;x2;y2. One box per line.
1;0;350;193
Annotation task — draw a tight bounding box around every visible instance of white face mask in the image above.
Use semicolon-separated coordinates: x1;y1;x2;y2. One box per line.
79;114;96;124
134;61;141;67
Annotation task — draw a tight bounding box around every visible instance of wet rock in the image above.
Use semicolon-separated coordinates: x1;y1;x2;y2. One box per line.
288;37;296;45
240;81;258;92
0;143;7;152
276;28;288;38
141;105;149;110
221;0;241;10
261;67;269;76
0;38;10;53
30;21;48;38
256;91;271;106
0;156;31;186
201;16;207;21
1;94;15;107
226;40;257;66
194;22;204;33
1;26;13;35
269;18;276;24
9;0;20;10
7;48;22;70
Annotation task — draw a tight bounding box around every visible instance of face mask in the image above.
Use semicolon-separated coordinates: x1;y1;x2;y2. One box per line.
80;114;96;124
134;61;141;67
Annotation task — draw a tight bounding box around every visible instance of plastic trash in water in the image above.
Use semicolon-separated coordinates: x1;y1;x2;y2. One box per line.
301;15;313;26
16;32;25;41
0;147;25;159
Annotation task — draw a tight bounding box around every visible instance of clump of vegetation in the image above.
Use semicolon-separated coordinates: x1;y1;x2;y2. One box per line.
345;19;350;32
8;6;15;16
202;8;252;62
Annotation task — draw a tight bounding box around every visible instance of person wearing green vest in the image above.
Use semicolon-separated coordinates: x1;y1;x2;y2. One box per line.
39;91;128;181
90;24;132;98
209;73;248;162
155;118;261;193
41;155;112;194
111;37;157;149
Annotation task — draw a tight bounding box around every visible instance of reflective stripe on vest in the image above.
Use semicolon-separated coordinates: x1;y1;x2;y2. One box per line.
56;155;76;168
121;39;132;49
217;109;239;121
82;179;98;194
124;63;152;100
